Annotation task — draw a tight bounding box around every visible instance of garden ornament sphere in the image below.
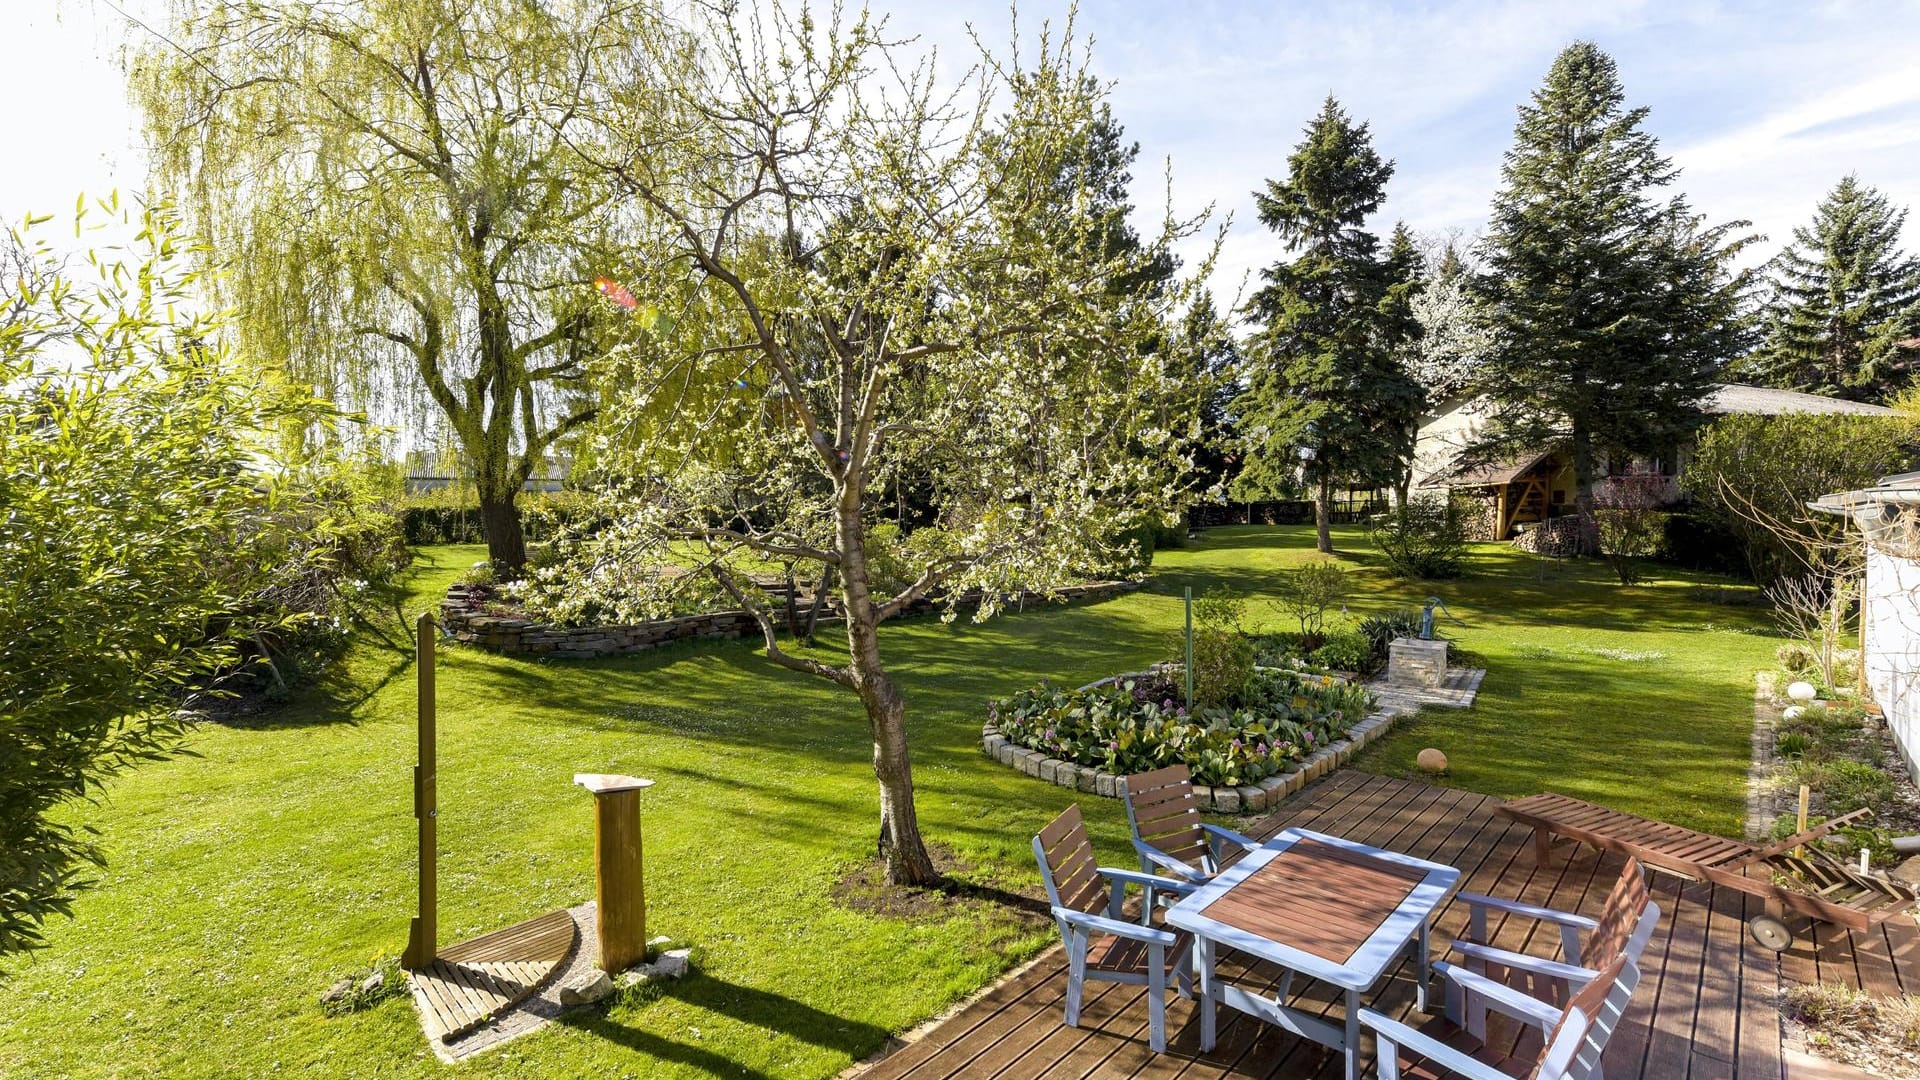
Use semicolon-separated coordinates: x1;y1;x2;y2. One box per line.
1416;747;1449;774
1782;706;1806;722
1787;681;1818;703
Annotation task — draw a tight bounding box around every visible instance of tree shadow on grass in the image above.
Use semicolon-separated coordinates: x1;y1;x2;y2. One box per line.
560;972;895;1078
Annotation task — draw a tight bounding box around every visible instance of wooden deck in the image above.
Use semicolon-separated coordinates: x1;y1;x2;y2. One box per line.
855;773;1920;1080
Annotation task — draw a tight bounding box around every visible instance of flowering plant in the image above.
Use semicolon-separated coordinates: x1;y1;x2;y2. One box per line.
989;670;1369;788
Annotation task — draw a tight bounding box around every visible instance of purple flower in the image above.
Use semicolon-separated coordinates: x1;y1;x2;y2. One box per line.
1305;731;1315;744
1162;698;1174;710
1176;707;1187;717
1230;738;1242;750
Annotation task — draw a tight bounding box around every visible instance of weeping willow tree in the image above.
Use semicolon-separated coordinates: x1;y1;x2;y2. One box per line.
131;0;651;569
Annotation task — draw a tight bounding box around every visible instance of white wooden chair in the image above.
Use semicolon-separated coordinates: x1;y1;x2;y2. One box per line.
1121;765;1257;884
1445;857;1660;1041
1033;804;1196;1052
1360;954;1639;1080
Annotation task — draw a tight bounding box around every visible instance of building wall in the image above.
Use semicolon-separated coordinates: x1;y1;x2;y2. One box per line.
1864;543;1920;775
1411;397;1492;489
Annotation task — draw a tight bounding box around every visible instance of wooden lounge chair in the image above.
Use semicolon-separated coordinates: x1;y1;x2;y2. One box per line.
1444;858;1660;1036
1361;954;1638;1080
1121;765;1257;884
1032;805;1196;1052
1498;792;1914;950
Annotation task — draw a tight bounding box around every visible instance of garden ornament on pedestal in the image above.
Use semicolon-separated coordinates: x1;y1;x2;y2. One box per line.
1420;597;1463;640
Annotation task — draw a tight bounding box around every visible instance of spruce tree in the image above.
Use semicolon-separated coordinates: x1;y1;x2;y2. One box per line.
1378;222;1428;504
1239;97;1420;553
1475;42;1752;551
1744;175;1920;401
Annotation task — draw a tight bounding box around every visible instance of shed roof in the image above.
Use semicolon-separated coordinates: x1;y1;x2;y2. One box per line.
1423;449;1554;489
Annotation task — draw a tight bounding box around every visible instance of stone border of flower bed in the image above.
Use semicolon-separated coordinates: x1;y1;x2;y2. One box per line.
442;580;1141;659
978;669;1412;815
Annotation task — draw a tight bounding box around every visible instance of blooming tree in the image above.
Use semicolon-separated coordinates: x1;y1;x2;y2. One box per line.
525;9;1216;884
1407;246;1491;402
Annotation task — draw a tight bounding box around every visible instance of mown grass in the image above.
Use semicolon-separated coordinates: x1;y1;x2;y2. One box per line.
0;527;1776;1078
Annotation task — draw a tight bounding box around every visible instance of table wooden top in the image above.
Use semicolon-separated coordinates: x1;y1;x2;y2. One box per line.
1168;827;1460;990
1206;838;1429;964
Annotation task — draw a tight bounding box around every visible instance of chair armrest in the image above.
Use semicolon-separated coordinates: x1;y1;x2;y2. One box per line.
1132;839;1209;882
1055;907;1178;946
1357;1009;1516;1080
1456;891;1599;930
1100;867;1199;895
1201;823;1258;852
1435;962;1564;1030
1448;939;1598;984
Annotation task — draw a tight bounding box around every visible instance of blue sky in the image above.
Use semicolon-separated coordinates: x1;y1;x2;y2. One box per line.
7;1;1920;304
883;0;1920;302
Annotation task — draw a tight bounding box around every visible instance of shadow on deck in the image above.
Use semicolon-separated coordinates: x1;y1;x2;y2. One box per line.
852;772;1920;1079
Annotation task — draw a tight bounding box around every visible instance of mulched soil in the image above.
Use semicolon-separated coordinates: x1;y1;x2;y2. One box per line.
831;843;1051;929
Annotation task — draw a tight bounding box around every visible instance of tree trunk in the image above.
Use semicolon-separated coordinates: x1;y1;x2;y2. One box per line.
837;501;940;886
1568;426;1600;556
1314;471;1334;554
476;480;527;573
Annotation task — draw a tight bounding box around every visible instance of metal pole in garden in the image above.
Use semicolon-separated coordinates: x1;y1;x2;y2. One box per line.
1184;586;1194;709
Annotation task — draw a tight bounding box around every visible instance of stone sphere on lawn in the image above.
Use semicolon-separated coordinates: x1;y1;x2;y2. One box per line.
1782;705;1806;721
1416;747;1449;774
1786;681;1818;703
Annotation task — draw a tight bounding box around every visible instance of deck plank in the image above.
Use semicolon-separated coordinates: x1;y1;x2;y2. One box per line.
849;774;1824;1080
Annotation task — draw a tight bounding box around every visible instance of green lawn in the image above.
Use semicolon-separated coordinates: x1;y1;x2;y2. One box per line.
0;527;1777;1079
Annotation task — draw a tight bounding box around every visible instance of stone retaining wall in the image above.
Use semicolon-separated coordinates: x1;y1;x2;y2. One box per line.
978;679;1412;816
442;580;1140;659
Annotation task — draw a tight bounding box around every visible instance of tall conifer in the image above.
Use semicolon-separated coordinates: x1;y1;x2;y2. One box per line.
1239;97;1419;552
1744;175;1920;401
1475;42;1752;550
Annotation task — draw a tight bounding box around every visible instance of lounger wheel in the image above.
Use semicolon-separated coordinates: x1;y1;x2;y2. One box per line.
1748;914;1793;952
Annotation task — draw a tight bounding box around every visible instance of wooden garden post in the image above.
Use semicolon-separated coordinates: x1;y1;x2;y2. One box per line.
403;611;438;970
573;773;654;972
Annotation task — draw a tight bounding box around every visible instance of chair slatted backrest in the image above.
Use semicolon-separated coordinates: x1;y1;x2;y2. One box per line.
1034;805;1106;916
1584;858;1653;969
1534;955;1636;1080
1123;766;1210;870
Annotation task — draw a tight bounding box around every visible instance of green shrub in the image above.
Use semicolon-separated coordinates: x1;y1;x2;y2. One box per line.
1823;760;1895;816
1177;589;1256;708
1774;731;1815;759
1368;495;1470;579
1310;630;1372;673
989;669;1371;789
1684;413;1918;583
1816;705;1868;744
1776;643;1816;672
1247;632;1305;667
1358;610;1425;667
1273;560;1351;635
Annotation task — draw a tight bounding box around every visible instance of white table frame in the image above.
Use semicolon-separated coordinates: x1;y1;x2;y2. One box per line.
1164;827;1461;1080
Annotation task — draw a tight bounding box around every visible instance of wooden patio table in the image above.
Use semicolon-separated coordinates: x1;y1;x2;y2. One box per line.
1165;827;1461;1080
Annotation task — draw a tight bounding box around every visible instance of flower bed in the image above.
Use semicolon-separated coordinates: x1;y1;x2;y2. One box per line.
989;668;1371;789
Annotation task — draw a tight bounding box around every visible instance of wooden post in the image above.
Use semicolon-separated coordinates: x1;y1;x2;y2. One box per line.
574;773;654;973
1796;784;1811;859
403;611;438;970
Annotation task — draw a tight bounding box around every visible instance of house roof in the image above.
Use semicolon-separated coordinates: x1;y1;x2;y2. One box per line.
1705;384;1897;417
1422;449;1553;489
